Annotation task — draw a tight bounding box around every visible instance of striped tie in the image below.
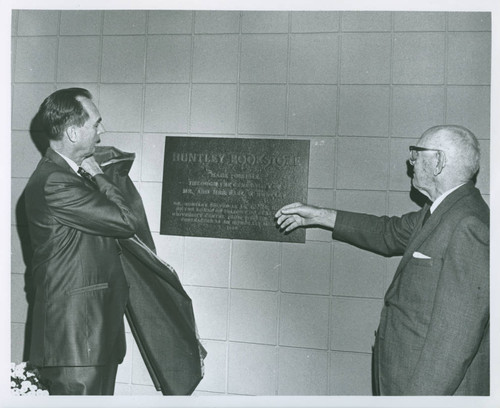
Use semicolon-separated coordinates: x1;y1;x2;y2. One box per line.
422;208;431;225
78;167;95;183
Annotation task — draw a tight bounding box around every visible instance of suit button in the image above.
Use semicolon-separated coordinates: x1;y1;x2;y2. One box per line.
384;301;390;307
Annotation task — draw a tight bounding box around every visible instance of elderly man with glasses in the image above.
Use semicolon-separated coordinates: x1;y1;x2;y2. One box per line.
275;125;489;396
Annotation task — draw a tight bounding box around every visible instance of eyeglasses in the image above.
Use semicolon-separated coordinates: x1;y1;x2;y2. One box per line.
409;145;442;165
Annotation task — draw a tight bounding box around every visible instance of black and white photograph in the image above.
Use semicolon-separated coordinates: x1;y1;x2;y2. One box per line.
4;0;499;407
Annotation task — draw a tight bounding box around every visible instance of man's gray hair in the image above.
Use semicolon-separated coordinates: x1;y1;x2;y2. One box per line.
423;125;481;181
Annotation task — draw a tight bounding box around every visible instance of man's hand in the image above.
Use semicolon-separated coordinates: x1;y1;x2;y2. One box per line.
275;203;337;233
80;156;104;177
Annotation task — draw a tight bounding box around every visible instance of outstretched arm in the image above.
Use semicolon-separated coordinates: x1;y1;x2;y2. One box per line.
277;203;420;257
275;203;337;233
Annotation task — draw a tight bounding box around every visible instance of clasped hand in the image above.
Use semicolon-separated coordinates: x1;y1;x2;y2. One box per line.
81;156;104;177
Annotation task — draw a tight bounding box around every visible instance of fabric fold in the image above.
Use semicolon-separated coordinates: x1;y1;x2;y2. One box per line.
96;146;206;395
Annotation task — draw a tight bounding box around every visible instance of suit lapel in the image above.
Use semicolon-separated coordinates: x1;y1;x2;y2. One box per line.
392;182;475;280
45;147;76;174
45;148;96;187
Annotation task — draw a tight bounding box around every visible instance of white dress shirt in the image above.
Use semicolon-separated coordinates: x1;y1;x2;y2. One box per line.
54;150;80;176
430;183;466;213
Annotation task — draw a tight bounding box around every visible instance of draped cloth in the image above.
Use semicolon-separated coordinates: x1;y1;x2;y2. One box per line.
94;146;206;395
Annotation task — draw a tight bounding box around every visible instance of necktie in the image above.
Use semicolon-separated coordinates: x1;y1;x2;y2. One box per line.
78;167;95;183
422;207;431;225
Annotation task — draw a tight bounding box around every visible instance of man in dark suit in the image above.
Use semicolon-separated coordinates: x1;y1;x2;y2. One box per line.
24;88;139;395
275;125;489;395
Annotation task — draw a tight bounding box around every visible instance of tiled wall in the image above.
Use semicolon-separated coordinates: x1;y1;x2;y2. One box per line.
11;10;491;396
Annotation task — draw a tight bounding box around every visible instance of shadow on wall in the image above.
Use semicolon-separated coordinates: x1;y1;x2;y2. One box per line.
406;161;427;207
15;193;34;362
15;112;49;361
29;111;49;156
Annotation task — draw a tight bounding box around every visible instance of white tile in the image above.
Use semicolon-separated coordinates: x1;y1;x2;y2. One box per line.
183;238;230;287
238;85;286;135
57;36;101;83
11;273;29;324
149;10;193;34
281;242;331;295
146;35;192;83
227;343;277;395
184;286;228;341
231;240;280;291
241;11;288;33
341;33;391;84
15;37;57;82
12;83;55;131
332;243;386;298
99;84;144;132
447;32;491;85
339;86;390;137
330;351;373;395
101;36;146;83
144;84;190;133
240;35;288;83
11;130;43;178
17;10;59;35
195;11;240;34
229;290;278;345
279;293;330;349
60;10;102;35
288;85;338;136
193;35;239;83
278;347;329;395
103;10;147;34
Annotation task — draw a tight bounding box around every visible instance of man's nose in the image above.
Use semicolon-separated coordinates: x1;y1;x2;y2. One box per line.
97;122;106;135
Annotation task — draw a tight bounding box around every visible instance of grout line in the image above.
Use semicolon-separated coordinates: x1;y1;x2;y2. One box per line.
444;13;449;123
187;11;196;136
387;12;395;208
95;10;105;104
283;11;292;140
235;12;243;138
138;12;149;185
53;11;62;86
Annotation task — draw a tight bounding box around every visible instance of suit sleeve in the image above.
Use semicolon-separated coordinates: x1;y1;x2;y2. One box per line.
406;215;489;395
44;171;138;238
332;210;422;257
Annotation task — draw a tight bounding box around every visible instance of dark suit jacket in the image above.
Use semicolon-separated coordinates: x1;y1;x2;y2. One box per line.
333;182;489;395
24;147;138;367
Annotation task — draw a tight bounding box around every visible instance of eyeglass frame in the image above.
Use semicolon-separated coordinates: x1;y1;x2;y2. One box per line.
408;145;442;165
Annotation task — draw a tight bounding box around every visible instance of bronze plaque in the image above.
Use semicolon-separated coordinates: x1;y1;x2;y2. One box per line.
160;137;309;243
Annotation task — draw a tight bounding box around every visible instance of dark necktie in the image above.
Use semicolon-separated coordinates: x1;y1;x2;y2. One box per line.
78;167;95;183
422;207;431;225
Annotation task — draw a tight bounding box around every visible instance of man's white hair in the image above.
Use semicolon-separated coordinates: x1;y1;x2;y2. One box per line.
423;125;481;181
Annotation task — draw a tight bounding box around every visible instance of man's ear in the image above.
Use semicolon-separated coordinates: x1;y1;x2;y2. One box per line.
65;126;78;143
434;151;446;176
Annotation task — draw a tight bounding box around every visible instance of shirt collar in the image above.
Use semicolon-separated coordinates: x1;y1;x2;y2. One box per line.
430;183;466;213
54;150;80;175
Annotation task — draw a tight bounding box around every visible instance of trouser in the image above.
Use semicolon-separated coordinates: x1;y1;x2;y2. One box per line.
37;364;118;395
